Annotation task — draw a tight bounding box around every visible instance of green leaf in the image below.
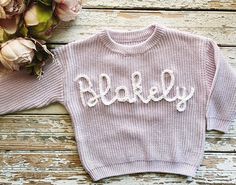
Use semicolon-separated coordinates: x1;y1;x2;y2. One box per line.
25;0;32;6
28;15;59;40
38;0;52;6
33;63;43;77
26;3;59;40
0;30;13;43
30;22;48;33
19;23;28;37
36;52;43;61
0;29;4;42
25;63;36;68
36;3;53;24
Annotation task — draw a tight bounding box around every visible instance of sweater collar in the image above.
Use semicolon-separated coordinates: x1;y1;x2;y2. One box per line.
99;23;166;55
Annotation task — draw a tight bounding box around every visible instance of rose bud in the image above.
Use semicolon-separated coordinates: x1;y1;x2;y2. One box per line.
0;0;25;19
0;37;36;71
0;0;12;7
0;0;25;36
0;15;20;36
24;3;58;40
54;0;82;22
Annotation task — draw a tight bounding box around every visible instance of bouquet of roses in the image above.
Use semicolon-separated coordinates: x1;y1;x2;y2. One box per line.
0;0;82;78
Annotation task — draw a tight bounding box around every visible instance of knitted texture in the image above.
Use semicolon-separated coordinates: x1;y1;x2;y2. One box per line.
0;23;236;181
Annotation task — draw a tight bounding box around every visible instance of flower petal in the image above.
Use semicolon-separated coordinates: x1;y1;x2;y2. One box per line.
0;0;11;7
18;38;36;50
0;15;20;34
0;6;6;19
0;52;19;71
24;5;39;26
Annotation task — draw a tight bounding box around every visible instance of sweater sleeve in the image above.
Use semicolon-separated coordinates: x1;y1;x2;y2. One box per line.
205;39;236;133
0;51;65;115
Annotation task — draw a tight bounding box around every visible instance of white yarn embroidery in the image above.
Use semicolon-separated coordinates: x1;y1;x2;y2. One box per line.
73;69;195;112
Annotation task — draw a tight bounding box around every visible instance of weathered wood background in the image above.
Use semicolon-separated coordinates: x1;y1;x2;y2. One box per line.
0;0;236;184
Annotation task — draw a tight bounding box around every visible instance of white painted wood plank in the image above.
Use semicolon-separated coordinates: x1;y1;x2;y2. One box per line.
49;9;236;45
0;151;235;184
83;0;236;10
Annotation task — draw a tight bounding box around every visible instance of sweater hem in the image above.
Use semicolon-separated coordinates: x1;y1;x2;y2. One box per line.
88;160;198;181
206;117;233;133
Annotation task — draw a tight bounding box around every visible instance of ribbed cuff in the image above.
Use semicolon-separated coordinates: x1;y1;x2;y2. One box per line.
88;160;198;182
206;118;233;133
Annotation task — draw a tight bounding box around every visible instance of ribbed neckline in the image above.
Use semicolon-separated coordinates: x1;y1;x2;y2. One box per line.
98;23;166;55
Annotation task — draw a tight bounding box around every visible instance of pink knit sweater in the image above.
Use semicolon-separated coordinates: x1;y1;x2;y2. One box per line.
0;23;235;181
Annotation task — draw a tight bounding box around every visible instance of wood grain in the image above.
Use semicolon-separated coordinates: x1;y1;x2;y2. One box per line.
0;171;236;184
83;0;236;10
0;151;235;184
49;9;236;45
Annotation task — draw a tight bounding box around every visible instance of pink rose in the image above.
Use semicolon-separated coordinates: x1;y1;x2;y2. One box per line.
0;38;36;71
54;0;82;22
0;0;25;19
0;0;25;35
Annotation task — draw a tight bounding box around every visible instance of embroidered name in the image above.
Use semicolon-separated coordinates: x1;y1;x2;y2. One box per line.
73;69;195;112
